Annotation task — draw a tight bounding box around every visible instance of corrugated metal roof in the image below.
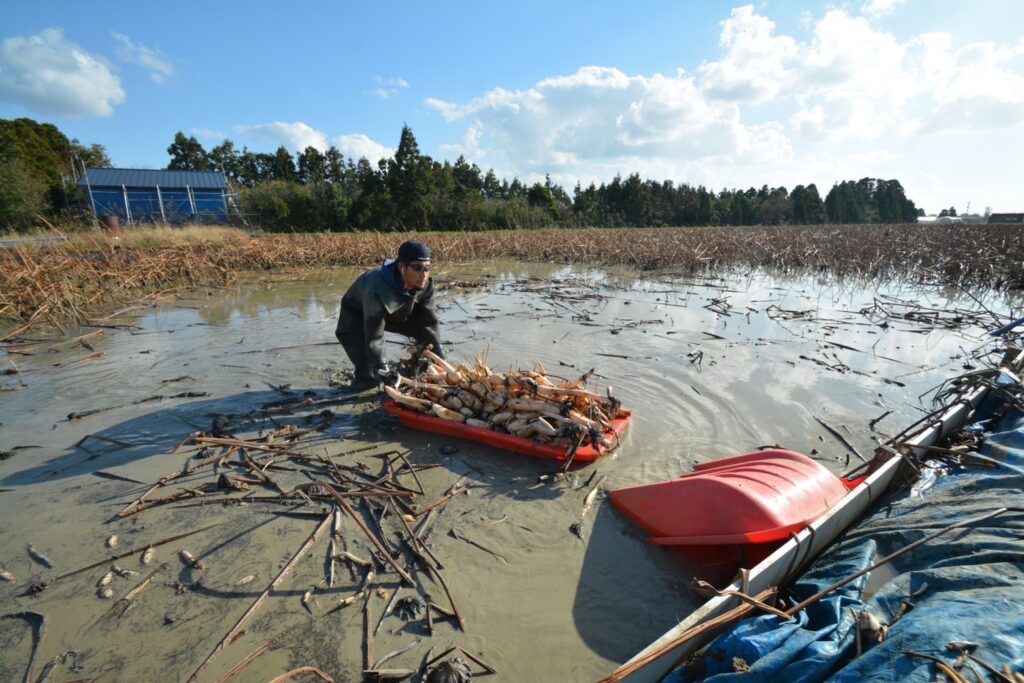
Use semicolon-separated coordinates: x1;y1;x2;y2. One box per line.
78;168;228;189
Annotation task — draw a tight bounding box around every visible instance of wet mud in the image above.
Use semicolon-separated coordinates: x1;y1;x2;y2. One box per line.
0;261;1015;681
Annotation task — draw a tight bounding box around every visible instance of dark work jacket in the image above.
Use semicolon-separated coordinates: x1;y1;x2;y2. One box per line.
334;261;443;377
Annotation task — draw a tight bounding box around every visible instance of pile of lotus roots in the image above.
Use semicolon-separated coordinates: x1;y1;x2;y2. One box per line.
381;348;630;454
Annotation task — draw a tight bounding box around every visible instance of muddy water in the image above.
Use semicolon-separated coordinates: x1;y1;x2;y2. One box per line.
0;261;1014;682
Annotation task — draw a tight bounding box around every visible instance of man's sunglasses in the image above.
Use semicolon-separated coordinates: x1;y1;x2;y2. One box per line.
407;263;431;273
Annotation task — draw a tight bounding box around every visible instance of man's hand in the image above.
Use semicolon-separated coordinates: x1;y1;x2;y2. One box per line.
375;363;399;387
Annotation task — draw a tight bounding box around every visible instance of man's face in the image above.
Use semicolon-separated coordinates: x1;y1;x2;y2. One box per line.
399;260;431;289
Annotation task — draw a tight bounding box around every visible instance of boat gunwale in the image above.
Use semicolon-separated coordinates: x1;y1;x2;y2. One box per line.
604;347;1024;683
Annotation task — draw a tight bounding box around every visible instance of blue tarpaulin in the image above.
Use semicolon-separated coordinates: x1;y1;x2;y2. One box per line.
669;389;1024;682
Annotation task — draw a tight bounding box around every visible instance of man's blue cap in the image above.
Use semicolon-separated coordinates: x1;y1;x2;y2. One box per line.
398;240;431;263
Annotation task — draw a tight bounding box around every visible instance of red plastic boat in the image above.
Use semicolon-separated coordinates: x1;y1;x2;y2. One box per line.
610;449;862;581
382;399;631;462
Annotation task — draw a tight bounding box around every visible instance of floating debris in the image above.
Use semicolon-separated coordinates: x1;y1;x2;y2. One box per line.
857;609;888;643
302;586;317;614
106;534;119;549
426;655;473;683
570;474;607;539
179;550;205;571
26;544;54;569
395;595;426;621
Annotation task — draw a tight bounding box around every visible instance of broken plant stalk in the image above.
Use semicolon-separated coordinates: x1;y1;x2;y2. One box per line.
188;512;333;682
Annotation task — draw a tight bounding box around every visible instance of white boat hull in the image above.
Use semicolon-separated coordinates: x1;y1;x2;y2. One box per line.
603;350;1022;683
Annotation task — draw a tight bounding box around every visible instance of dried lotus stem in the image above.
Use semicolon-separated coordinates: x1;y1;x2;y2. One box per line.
533;384;611;403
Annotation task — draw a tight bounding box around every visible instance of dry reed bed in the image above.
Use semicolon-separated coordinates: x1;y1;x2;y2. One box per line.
2;224;1022;333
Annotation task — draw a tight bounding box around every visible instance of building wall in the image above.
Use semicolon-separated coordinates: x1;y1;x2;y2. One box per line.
90;187;228;223
988;213;1024;224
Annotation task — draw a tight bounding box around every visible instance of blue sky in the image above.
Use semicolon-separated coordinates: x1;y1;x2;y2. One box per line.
2;1;1023;214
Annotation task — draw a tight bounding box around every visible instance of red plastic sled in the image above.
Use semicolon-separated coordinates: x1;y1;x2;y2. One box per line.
610;449;862;582
382;400;631;462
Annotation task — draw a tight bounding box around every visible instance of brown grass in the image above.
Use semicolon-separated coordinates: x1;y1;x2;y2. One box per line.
2;223;1023;334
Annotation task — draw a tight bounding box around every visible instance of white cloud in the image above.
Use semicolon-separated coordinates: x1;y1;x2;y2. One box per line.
439;126;484;160
790;9;915;140
737;122;793;162
698;5;797;103
371;75;411;99
228;122;392;161
791;17;1024;140
234;121;328;152
422;5;1024;211
426;63;788;183
334;134;393;163
861;0;905;19
191;127;226;141
112;32;174;84
0;28;125;117
378;76;410;88
907;33;1024;134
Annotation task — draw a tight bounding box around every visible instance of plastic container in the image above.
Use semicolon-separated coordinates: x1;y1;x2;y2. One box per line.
610;449;857;545
382;400;631;463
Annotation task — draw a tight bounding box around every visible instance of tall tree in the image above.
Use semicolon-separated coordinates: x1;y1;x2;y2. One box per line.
209;139;241;180
297;146;326;184
452;155;483;194
0;157;48;231
348;157;389;229
387;125;431;229
759;186;792;225
0;118;74;184
324;147;346;186
695;186;714;225
482;169;502;200
872;179;916;222
270;146;296;182
790;184;825;224
527;182;560;220
0;117;110;216
70;140;112;170
235;147;264;186
166;132;210;171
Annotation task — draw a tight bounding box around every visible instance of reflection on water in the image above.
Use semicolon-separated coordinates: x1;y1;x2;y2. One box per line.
0;261;1013;681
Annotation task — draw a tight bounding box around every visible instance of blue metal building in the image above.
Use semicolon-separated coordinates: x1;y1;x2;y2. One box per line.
77;168;231;223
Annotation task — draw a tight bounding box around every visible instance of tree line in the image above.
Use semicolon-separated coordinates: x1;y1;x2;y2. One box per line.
169;126;920;231
0;118;111;230
1;116;921;232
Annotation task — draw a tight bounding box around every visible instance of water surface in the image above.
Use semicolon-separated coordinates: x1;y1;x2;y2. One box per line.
0;261;1012;682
